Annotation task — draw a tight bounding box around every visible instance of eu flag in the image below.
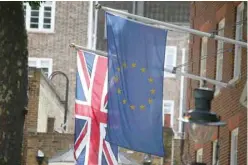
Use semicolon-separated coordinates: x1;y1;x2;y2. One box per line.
105;12;167;156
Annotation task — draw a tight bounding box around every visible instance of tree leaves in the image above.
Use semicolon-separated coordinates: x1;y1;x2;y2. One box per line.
23;1;44;9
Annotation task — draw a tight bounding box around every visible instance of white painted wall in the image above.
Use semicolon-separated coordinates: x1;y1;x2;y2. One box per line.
37;73;65;133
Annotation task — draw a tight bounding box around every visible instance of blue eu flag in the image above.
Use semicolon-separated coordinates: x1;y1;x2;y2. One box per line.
105;12;167;157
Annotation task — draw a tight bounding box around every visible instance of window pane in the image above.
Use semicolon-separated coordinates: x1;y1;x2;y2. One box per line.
43;24;51;29
44;18;51;24
44;11;51;17
30;24;38;28
44;7;52;11
31;11;39;17
31;18;39;23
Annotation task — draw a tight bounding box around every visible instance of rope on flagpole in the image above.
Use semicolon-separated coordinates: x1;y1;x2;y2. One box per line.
69;43;232;88
95;4;247;48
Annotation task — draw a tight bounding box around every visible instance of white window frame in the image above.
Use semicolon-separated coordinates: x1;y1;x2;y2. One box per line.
28;57;53;77
164;46;177;78
24;1;56;33
162;100;174;127
230;128;239;165
215;18;225;96
199;37;208;87
196;148;203;163
239;82;247;108
104;10;128;39
233;2;244;81
212;140;219;165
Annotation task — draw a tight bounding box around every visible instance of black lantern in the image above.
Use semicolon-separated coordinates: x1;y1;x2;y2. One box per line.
179;87;226;143
36;150;45;165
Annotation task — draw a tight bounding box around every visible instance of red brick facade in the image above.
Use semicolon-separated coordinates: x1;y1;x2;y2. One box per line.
185;2;247;165
22;69;73;165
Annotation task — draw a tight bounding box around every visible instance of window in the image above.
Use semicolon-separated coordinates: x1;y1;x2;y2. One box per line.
164;46;177;78
28;57;53;77
162;100;174;126
104;10;128;39
230;128;239;165
196;148;203;163
23;1;55;33
199;37;208;87
215;18;225;95
233;2;245;79
212;140;219;165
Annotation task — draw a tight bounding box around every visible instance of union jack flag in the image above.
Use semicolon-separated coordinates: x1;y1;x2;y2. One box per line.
74;50;118;165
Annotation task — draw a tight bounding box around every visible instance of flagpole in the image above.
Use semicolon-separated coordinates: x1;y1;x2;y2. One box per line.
95;4;247;48
69;43;231;88
69;43;108;57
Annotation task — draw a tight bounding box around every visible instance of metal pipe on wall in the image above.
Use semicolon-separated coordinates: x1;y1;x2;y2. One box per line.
87;1;94;49
93;1;98;50
49;71;69;132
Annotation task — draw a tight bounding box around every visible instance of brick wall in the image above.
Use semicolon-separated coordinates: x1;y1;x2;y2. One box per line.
185;2;247;164
22;69;41;165
22;69;74;165
24;133;73;165
27;1;89;133
25;68;41;132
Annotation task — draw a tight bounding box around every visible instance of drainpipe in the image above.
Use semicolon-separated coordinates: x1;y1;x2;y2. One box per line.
49;71;69;132
136;1;144;16
93;1;98;50
132;1;136;14
179;48;186;133
87;1;94;49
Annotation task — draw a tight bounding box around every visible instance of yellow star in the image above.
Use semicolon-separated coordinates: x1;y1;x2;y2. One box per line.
117;67;121;72
131;63;136;68
114;76;119;83
140;105;145;110
148;77;154;83
148;98;153;104
117;88;122;94
122;99;127;104
122;63;127;68
130;105;135;110
140;68;146;72
150;89;155;94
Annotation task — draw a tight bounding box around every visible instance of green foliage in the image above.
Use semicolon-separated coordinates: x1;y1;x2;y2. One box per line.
24;1;44;9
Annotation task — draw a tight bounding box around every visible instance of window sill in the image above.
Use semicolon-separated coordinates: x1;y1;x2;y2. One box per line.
27;29;55;34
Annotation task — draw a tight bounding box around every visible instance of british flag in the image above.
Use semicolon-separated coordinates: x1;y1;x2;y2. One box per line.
74;50;118;165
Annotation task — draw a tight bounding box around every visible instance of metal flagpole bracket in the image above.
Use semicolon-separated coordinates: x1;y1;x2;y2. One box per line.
69;44;233;88
95;3;101;10
97;4;247;48
69;43;108;57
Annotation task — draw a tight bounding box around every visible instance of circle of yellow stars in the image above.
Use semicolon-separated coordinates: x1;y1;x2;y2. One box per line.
114;62;156;111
